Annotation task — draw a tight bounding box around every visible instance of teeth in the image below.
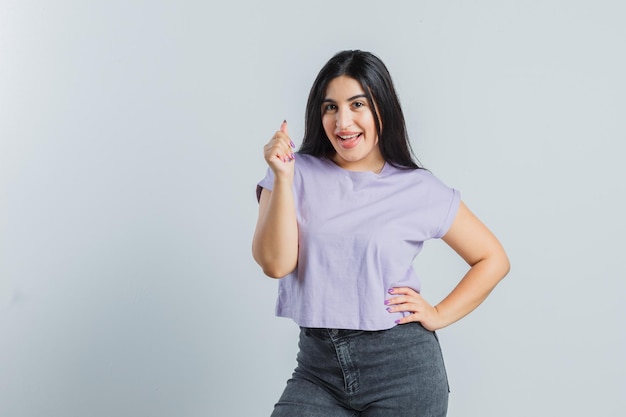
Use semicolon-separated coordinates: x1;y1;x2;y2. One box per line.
338;133;360;140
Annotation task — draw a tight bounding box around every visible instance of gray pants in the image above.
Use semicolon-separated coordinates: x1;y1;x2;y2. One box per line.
271;322;449;417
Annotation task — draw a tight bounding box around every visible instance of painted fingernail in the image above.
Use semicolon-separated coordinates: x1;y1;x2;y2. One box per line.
290;140;295;148
386;307;393;312
388;288;394;294
290;152;295;159
395;319;401;324
384;299;390;305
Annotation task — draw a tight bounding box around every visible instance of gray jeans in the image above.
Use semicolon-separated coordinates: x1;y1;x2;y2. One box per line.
271;322;449;417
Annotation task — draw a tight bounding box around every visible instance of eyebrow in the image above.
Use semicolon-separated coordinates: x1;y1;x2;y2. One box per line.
322;94;368;103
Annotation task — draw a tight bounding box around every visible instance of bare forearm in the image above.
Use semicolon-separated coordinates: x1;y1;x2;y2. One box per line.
384;201;510;330
252;178;298;278
434;254;510;328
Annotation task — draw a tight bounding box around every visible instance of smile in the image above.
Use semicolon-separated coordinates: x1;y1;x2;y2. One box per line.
337;133;362;140
335;132;362;149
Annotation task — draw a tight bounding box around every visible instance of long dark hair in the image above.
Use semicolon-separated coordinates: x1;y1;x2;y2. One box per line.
299;50;421;169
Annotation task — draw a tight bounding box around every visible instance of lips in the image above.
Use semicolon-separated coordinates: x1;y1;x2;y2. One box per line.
336;132;362;149
338;133;359;140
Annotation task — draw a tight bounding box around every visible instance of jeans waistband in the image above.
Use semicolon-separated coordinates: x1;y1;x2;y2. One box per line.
300;326;392;340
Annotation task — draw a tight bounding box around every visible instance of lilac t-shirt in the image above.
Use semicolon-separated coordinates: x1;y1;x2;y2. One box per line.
257;153;461;331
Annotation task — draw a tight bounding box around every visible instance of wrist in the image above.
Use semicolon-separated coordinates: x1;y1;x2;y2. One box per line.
273;173;293;187
432;305;452;330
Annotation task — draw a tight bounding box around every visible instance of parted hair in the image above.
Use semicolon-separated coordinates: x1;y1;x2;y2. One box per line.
299;50;421;169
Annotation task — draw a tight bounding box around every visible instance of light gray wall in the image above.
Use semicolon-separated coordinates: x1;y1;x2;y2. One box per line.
1;1;624;416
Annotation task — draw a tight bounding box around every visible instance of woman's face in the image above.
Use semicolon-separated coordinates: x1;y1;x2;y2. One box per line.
321;75;384;172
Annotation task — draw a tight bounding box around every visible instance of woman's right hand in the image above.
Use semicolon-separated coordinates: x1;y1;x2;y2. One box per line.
264;120;295;178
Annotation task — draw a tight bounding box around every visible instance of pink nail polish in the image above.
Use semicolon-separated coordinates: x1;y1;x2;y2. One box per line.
384;299;390;305
388;288;394;294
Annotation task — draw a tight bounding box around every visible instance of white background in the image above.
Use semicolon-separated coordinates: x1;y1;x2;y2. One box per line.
1;1;624;416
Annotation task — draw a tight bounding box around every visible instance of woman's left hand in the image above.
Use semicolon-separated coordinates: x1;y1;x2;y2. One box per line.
385;287;444;331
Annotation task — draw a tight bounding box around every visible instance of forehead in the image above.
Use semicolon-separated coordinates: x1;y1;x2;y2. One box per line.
324;75;366;98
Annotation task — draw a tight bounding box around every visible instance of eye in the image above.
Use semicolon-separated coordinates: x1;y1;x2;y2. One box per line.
323;104;337;112
352;101;365;109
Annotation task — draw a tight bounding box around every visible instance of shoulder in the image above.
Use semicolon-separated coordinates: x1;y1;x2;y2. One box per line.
293;153;330;175
387;166;445;186
387;166;459;201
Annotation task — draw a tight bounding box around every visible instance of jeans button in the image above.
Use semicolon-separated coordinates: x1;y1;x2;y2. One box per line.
331;329;339;336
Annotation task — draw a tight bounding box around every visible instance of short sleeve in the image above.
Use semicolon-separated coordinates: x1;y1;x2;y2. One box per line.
432;183;461;239
256;167;275;202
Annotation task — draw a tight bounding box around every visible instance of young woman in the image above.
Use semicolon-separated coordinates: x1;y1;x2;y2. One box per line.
253;50;510;417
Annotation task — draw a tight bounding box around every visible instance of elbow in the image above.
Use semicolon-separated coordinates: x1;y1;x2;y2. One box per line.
474;249;510;283
497;252;511;281
252;248;296;279
261;265;294;279
258;258;296;278
504;253;511;274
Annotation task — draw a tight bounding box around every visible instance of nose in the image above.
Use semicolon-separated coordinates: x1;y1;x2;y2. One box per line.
335;106;353;129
